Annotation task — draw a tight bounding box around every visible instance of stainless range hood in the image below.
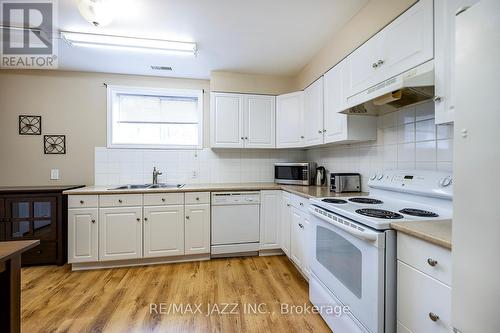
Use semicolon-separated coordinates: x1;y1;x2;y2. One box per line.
341;60;435;115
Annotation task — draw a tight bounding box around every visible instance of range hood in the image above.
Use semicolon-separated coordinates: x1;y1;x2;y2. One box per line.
341;60;435;115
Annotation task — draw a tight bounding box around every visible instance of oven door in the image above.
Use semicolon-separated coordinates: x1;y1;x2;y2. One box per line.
309;206;386;333
274;164;309;185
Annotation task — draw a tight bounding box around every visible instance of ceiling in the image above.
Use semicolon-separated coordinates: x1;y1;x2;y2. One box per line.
52;0;368;79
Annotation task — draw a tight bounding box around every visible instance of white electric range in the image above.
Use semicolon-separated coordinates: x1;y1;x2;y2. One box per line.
308;169;452;333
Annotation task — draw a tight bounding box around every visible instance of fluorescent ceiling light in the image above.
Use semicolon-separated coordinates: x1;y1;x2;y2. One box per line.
61;31;197;55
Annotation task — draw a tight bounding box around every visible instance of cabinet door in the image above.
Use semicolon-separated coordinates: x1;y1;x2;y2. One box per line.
143;205;184;258
301;213;311;279
280;194;292;256
434;0;479;124
379;0;434;81
99;207;142;261
290;207;304;268
210;93;244;148
244;95;276;148
0;198;5;240
185;204;210;255
5;197;57;241
259;191;281;250
303;77;324;146
276;91;304;148
68;208;98;263
324;64;348;143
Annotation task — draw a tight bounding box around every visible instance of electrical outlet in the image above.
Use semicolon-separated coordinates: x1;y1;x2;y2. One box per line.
50;169;60;180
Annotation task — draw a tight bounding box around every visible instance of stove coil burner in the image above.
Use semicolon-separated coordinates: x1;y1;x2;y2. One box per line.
399;208;439;217
349;197;384;204
321;198;348;204
356;208;404;219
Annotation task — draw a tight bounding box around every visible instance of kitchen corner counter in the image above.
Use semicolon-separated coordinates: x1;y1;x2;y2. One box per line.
63;183;367;199
391;219;452;250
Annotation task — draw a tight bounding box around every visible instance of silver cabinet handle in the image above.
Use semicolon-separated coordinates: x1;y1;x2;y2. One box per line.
318;130;322;134
144;217;148;221
118;199;122;203
286;203;291;207
161;198;166;202
91;219;96;223
298;223;304;229
186;216;190;219
429;312;440;322
427;258;438;267
434;96;442;102
456;6;471;16
372;63;378;68
136;218;140;222
322;129;326;133
377;59;384;66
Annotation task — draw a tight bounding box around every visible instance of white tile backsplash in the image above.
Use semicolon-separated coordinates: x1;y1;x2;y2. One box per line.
94;147;306;185
306;101;453;191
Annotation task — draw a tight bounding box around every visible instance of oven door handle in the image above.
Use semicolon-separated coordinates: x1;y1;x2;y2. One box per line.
309;208;379;242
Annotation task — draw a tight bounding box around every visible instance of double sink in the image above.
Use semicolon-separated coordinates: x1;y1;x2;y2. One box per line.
109;184;185;190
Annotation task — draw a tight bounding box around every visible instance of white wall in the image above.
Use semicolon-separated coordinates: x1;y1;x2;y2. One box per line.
306;101;454;190
95;148;305;185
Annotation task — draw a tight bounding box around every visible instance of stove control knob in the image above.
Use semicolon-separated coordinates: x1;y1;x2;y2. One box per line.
439;177;453;187
377;173;384;180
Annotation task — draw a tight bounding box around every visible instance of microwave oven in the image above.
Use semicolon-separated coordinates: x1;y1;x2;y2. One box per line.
274;162;317;185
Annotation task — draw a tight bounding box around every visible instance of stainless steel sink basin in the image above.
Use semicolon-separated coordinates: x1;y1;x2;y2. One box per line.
108;183;185;190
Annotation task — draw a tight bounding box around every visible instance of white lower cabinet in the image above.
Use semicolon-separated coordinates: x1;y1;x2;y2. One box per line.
184;204;210;255
285;192;310;279
280;193;292;256
143;205;185;258
99;207;143;261
259;190;281;250
68;208;98;263
290;206;304;268
396;233;452;333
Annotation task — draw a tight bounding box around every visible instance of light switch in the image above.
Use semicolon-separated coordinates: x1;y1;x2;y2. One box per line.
51;169;60;180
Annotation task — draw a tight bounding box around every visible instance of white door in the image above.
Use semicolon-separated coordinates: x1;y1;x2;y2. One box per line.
185;204;210;255
290;206;304;268
324;63;348;143
244;95;275;148
379;0;434;81
143;205;184;258
68;208;98;263
280;194;292;256
434;0;479;124
210;93;244;148
276;91;304;148
99;207;142;261
304;77;324;146
259;190;281;250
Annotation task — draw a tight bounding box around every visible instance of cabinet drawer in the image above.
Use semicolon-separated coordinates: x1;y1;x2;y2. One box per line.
144;193;184;206
185;192;210;205
397;261;451;333
288;193;309;211
68;195;98;208
397;233;452;286
99;194;142;207
22;241;58;266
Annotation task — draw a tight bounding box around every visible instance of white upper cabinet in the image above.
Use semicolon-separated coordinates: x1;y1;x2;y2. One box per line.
345;0;434;99
211;93;244;148
276;91;305;148
244;95;276;148
303;77;325;146
211;93;275;148
434;0;479;124
324;59;378;144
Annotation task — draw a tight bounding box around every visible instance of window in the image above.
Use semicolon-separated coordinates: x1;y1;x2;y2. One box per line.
107;85;203;149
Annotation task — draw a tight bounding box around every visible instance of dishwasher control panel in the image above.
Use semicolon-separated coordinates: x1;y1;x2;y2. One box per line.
211;192;261;205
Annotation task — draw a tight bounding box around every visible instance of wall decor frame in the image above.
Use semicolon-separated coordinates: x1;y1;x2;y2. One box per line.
44;135;66;154
19;115;42;135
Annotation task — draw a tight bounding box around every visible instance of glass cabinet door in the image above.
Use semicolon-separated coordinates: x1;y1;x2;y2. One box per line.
5;197;57;240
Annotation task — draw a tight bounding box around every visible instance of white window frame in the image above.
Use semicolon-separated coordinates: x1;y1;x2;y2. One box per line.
107;85;204;149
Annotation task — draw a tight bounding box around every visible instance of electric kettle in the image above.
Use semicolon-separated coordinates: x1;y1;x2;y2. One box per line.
315;166;326;186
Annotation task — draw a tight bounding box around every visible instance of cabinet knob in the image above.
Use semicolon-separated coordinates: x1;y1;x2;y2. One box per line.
161;198;166;202
318;130;322;134
186;216;190;219
434;96;442;102
298;223;304;229
427;258;438;267
80;200;84;204
244;137;248;140
118;199;123;203
241;137;244;140
91;219;96;223
286;203;291;207
136;218;140;222
377;59;384;66
144;217;148;222
322;129;326;133
36;250;42;254
372;62;378;68
299;202;304;206
196;197;200;201
300;135;304;139
429;312;440;322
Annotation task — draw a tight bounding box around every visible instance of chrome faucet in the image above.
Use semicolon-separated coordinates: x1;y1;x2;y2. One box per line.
152;167;163;185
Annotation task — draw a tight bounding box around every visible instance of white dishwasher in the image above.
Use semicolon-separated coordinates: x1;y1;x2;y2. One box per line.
211;192;260;257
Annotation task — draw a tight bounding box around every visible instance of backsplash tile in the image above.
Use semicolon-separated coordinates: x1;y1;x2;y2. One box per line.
306;101;453;191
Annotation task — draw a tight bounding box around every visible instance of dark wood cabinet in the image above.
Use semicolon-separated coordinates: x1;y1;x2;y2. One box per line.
0;186;83;266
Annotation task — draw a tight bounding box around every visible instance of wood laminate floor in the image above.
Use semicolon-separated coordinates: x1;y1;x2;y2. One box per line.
21;255;331;333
